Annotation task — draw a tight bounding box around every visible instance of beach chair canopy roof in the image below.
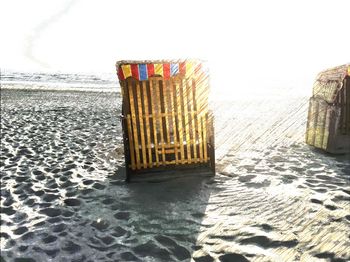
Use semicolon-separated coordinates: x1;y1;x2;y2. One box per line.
312;64;350;103
116;59;207;81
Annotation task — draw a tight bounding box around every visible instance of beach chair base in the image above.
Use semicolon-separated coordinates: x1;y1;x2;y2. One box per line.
125;163;215;183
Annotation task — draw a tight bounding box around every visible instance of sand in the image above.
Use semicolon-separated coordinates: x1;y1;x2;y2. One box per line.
1;89;349;262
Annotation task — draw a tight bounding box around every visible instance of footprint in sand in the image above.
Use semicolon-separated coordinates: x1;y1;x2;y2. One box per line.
1;232;10;240
40;207;62;217
313;188;328;193
64;198;81;207
42;193;59;202
34;190;45;197
120;252;140;261
62;240;81;254
2;206;16;216
112;226;127;237
194;254;214;262
91;219;110;231
66;191;77;197
59;176;68;182
282;174;298;181
310;198;323;205
51;223;67;233
44;249;60;258
13;227;28;235
2;196;14;206
133;240;171;261
21;232;34;241
256;223;274;232
332;195;350;202
82;179;94;186
62;210;74;218
114;211;130;221
102;197;114;205
13;258;36;262
80;188;94;196
13;213;28;223
98;236;115;245
154;235;191;260
42;235;57;244
325;204;338;211
47;217;61;224
240;235;298;249
238;175;256;183
61;180;75;188
17;245;28;252
314;251;347;261
15;176;28;183
219;253;250;262
92;182;106;190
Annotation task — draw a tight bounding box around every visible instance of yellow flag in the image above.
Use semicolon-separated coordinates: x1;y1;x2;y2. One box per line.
122;65;132;78
154;64;163;76
186;61;194;77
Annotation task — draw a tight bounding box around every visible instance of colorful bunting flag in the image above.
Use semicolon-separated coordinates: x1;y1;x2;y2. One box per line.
139;64;148;80
170;63;179;76
117;61;204;81
131;64;139;80
147;64;155;78
121;65;131;79
154;63;163;76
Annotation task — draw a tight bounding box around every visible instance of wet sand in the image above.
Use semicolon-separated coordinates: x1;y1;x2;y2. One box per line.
1;89;349;261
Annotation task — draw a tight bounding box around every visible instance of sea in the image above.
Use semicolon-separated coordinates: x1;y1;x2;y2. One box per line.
0;69;119;93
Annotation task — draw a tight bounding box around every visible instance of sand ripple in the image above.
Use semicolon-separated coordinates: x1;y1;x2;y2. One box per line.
1;90;349;261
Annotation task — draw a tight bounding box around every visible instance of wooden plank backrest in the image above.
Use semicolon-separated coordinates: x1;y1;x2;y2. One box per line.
121;74;211;170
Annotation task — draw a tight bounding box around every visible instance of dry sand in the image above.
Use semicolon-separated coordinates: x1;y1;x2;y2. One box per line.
1;89;349;262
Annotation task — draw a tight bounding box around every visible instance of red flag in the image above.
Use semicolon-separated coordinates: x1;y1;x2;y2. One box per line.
179;62;186;75
131;64;139;80
147;64;155;77
163;63;170;79
117;67;125;80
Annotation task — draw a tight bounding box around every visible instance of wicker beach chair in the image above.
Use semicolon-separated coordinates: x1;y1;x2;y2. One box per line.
306;64;350;153
116;60;215;181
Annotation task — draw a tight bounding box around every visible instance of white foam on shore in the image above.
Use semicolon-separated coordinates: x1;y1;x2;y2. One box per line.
1;83;119;93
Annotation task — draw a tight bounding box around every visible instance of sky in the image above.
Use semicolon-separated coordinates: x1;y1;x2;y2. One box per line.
1;0;349;93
